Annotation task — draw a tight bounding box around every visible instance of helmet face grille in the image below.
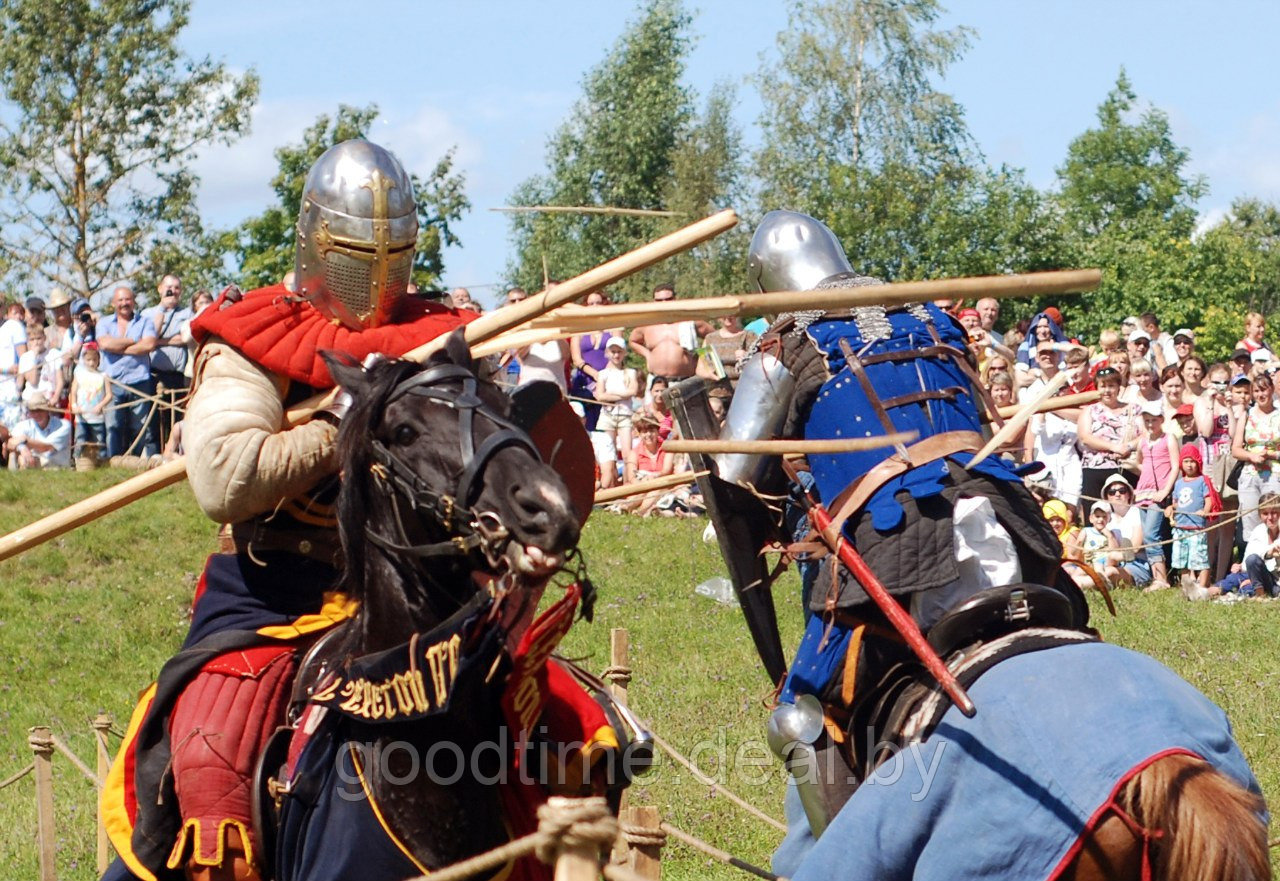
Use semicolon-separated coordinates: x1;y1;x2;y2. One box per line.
323;251;376;318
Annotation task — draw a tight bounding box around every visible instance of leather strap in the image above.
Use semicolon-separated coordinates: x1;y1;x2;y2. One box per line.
229;521;340;566
837;338;911;462
822;430;985;539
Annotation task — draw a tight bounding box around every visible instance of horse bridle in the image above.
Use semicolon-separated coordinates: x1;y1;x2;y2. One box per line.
364;362;543;566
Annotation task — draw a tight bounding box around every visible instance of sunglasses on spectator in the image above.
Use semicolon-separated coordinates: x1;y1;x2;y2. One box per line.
1095;367;1119;379
1106;485;1130;495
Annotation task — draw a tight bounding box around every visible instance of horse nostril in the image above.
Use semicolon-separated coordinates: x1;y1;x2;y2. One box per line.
508;479;578;550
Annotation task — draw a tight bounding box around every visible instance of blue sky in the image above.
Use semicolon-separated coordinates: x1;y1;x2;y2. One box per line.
182;1;1280;309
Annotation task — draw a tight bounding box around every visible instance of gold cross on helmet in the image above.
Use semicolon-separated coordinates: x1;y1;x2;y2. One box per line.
295;140;418;330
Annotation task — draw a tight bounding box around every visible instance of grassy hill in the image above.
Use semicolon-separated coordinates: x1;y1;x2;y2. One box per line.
0;470;1276;879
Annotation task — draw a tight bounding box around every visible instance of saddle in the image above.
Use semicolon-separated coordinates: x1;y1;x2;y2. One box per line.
834;584;1093;789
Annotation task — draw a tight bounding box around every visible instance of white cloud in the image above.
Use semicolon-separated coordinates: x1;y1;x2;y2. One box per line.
190;99;326;229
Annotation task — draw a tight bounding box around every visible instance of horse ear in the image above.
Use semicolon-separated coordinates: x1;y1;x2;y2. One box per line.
430;328;475;373
321;350;368;397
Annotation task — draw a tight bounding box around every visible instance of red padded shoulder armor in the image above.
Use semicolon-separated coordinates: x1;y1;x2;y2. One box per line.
191;284;475;389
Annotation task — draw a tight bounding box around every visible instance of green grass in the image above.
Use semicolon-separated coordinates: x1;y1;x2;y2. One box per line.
0;473;1277;879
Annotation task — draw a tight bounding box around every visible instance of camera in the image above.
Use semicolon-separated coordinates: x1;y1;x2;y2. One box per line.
78;309;95;341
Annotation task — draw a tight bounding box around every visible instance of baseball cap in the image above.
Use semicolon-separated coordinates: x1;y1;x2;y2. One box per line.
605;335;627;350
1127;329;1150;343
1090;500;1111;515
1231;374;1253;387
1251;348;1274;363
1121;315;1140;328
957;307;980;321
24;296;44;310
1140;399;1165;417
1174;403;1195;417
1232;347;1252;361
1173;328;1195;342
70;297;91;314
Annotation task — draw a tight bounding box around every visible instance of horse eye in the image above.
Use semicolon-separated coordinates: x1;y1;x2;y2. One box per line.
393;424;417;446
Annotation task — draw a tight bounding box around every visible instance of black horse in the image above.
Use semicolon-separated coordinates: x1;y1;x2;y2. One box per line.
261;333;613;881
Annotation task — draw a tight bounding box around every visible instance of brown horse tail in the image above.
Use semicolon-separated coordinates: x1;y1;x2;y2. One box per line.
1119;752;1271;881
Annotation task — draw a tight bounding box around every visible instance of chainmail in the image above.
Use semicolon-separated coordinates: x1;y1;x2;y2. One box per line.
744;272;891;361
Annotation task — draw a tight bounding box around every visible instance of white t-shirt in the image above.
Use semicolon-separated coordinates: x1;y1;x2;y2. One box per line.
597;365;637;416
73;364;108;424
12;414;71;468
0;318;26;372
516;340;567;393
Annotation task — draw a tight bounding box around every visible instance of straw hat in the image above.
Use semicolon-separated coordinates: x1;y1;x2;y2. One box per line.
47;288;72;309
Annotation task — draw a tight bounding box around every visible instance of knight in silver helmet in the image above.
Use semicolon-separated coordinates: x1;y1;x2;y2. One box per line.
716;211;866;486
746;210;855;294
295;139;418;330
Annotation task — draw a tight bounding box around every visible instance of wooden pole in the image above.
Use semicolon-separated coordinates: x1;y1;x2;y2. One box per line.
608;628;631;703
30;726;56;881
492;205;680;218
621;805;663;880
968;372;1070;469
662;434;916;455
608;627;632;864
994;389;1099;420
526;268;1102;332
0;209;739;563
92;714;113;873
594;472;701;504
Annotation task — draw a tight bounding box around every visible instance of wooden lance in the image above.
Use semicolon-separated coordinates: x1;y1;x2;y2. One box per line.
0;210;739;563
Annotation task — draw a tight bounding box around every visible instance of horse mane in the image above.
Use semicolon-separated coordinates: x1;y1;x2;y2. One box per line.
332;354;438;604
1120;753;1269;881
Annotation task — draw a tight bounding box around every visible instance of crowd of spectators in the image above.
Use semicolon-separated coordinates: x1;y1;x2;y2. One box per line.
489;281;752;517
0;275;213;471
969;300;1280;602
11;273;1280;600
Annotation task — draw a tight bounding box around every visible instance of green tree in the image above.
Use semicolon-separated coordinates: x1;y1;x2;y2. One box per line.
753;0;1055;292
755;0;974;215
0;0;258;302
659;83;749;295
508;0;699;301
226;104;470;291
1051;71;1208;340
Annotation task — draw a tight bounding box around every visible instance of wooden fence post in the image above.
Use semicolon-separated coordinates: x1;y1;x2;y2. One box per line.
606;628;632;865
607;628;631;703
29;726;57;881
620;805;664;880
92;714;114;873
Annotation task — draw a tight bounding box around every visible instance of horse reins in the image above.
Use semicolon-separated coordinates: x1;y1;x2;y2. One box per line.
364;363;542;566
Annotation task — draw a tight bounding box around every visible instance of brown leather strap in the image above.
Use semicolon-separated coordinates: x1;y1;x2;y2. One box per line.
880;387;967;409
823;429;985;539
855;343;967;366
922;321;1006;431
838;338;911;462
228;521;340;566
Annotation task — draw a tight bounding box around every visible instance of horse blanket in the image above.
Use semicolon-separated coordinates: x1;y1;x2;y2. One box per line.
772;640;1261;881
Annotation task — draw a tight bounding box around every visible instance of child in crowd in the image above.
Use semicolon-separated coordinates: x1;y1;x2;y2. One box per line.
1167;443;1220;592
593;336;639;474
1195;493;1280;601
1075;500;1132;587
70;345;107;459
1133;400;1178;590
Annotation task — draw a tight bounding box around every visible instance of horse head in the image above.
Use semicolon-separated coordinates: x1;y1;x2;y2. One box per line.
325;330;581;648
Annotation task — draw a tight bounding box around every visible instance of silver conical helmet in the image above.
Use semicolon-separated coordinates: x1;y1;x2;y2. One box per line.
747;210;853;293
295;139;418;329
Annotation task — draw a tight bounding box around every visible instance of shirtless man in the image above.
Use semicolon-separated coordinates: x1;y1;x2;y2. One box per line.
628;282;714;383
